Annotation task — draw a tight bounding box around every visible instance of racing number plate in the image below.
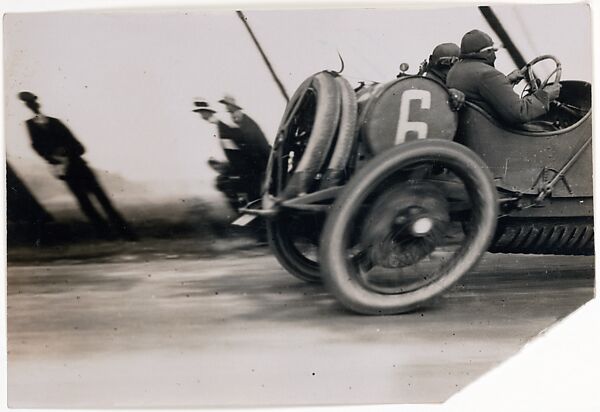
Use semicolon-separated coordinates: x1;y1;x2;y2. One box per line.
362;77;458;154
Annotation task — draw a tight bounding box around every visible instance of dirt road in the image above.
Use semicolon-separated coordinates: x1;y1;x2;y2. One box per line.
7;246;594;407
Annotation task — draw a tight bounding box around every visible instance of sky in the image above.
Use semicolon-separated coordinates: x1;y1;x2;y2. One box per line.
3;3;593;201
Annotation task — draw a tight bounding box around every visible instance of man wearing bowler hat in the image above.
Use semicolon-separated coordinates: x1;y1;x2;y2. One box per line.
193;97;269;210
18;91;137;241
447;29;561;127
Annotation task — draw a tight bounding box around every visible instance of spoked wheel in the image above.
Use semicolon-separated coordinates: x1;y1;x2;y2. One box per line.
320;139;498;315
265;72;342;283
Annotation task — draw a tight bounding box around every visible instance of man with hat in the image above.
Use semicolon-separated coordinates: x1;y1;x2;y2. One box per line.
447;29;561;127
218;94;271;173
423;42;461;84
18;91;137;241
193;96;270;210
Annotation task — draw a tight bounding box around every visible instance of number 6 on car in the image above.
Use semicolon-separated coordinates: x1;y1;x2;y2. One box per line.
395;89;431;144
360;77;458;154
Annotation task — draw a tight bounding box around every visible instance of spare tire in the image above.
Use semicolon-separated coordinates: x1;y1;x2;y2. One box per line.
277;71;341;199
321;75;358;188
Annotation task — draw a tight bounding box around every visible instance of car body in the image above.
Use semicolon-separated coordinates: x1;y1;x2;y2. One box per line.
244;61;593;315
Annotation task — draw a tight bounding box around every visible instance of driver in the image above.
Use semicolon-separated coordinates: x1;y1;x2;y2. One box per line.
447;29;561;126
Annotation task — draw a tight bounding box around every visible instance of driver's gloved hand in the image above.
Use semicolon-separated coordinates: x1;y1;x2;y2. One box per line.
543;83;562;101
448;88;465;111
507;68;525;84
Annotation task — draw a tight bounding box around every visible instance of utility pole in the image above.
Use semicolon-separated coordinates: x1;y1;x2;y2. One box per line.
236;11;290;103
478;6;528;69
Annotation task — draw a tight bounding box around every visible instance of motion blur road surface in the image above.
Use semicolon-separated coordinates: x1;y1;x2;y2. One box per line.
7;242;594;407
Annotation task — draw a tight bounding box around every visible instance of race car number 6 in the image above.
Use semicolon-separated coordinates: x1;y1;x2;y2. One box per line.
395;89;431;144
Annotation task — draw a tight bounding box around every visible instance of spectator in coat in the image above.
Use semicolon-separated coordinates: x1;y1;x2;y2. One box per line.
446;29;561;127
218;94;271;175
18;91;137;241
193;97;269;209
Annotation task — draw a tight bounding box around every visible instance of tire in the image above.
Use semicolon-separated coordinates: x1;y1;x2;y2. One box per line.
280;71;341;199
320;139;498;315
267;214;322;283
263;72;344;283
321;75;358;188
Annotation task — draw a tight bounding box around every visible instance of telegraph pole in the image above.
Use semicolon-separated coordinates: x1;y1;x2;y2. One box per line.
236;11;290;103
479;6;528;69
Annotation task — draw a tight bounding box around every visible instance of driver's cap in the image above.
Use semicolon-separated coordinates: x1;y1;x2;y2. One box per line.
460;29;494;55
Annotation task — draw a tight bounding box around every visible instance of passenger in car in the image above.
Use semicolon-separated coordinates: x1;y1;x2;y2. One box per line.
423;43;460;84
447;29;561;126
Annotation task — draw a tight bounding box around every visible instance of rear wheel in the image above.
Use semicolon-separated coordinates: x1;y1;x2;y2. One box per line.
267;212;323;283
320;139;498;314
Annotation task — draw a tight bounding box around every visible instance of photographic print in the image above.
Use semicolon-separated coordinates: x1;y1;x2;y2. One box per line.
4;1;595;408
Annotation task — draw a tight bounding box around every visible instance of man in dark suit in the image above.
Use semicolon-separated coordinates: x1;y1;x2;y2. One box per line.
18;91;137;241
447;29;561;127
194;97;271;209
218;94;271;180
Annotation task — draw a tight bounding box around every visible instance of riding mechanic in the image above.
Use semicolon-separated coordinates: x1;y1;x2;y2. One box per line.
422;42;461;84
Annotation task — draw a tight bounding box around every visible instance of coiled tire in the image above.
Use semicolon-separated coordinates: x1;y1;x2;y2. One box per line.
280;71;341;199
321;75;358;188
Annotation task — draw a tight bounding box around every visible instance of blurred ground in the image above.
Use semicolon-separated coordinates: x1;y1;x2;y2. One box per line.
6;234;595;407
7;197;236;247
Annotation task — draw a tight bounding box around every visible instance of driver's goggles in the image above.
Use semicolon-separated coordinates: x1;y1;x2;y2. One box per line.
479;44;503;53
437;56;459;66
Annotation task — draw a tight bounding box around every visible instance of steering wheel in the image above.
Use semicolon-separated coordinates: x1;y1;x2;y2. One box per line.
520;55;561;97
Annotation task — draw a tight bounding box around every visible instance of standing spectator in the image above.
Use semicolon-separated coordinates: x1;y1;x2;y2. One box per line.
18;91;137;241
218;94;271;177
193;97;270;210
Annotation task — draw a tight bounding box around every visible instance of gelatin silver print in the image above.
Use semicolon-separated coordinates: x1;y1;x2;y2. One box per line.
4;2;595;408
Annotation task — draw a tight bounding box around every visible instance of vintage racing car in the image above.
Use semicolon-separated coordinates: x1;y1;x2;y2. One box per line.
241;55;593;315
